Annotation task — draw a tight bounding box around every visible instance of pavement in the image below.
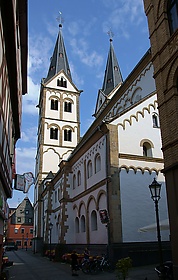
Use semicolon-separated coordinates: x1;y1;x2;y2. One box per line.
2;249;159;280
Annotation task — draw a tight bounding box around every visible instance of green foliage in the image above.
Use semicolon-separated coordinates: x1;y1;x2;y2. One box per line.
116;257;132;280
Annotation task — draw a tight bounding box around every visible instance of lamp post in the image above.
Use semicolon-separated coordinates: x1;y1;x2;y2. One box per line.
49;223;53;261
149;178;165;280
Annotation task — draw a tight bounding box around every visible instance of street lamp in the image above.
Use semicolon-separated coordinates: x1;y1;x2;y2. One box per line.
149;178;165;280
49;223;53;261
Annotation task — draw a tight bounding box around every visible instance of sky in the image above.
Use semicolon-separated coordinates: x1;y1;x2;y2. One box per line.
8;0;150;207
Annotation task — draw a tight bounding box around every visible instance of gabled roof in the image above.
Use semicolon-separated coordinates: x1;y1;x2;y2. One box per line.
45;23;72;83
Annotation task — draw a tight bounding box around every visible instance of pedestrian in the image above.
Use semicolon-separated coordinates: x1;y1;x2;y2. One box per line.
71;250;79;276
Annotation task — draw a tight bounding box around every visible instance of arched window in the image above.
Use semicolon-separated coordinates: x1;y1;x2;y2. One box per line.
77;171;81;186
73;174;76;189
91;210;97;231
57;76;67;87
152;113;159;128
50;127;58;140
143;142;153;157
95;154;101;173
64;129;72;141
87;160;92;178
75;217;79;233
64;101;72;112
81;215;86;232
51;99;58;110
167;0;178;35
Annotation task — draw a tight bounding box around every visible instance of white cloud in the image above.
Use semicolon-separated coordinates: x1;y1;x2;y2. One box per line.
28;34;53;78
22;76;40;115
16;147;36;174
70;38;103;68
21;126;37;144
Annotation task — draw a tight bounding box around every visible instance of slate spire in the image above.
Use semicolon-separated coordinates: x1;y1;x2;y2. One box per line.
45;22;72;83
102;38;123;95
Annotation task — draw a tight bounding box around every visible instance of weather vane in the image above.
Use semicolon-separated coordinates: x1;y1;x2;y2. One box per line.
107;29;114;41
56;11;64;28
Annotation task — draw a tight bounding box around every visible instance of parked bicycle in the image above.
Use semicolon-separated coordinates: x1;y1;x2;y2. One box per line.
81;254;113;274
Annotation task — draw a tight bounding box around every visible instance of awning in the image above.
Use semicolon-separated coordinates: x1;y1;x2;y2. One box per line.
138;219;169;232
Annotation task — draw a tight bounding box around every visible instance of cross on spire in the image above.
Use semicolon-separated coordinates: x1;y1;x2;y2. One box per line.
107;29;114;42
56;11;64;28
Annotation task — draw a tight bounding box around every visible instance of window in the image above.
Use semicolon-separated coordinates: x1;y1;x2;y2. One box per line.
16;241;21;246
87;160;92;178
64;101;72;112
143;142;153;157
51;99;58;110
75;217;79;233
64;129;72;141
25;210;29;214
73;174;76;189
30;228;33;234
55;190;57;203
95;154;101;173
168;0;178;35
50;127;58;140
28;218;32;223
21;228;25;234
14;228;18;234
17;217;21;222
81;215;86;232
77;171;81;186
152;113;159;128
57;77;67;87
91;210;97;231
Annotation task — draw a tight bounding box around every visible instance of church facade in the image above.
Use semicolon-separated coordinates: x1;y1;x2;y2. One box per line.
34;19;170;259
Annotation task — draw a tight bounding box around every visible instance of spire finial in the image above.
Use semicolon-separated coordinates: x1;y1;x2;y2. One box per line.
56;11;64;29
107;29;114;42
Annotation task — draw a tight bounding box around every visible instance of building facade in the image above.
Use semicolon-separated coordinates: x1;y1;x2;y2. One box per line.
143;0;178;277
34;21;170;262
5;197;34;250
0;0;28;273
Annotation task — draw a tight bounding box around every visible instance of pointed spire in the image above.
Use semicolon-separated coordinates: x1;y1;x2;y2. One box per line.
45;15;72;83
102;34;123;95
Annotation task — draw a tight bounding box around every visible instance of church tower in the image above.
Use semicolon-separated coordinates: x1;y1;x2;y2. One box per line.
36;21;81;181
34;20;81;241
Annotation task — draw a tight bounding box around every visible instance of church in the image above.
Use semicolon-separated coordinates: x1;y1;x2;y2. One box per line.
33;19;170;261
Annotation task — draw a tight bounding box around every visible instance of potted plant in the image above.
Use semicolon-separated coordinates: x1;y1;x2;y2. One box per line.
116;257;132;280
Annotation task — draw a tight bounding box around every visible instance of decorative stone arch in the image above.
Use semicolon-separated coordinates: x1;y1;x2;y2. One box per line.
130;87;142;104
62;125;74;132
49;95;60;101
119;165;129;173
73;204;79;213
44;147;60;156
78;201;87;217
47;123;60;130
87;195;97;212
140;139;154;148
129;165;137;174
166;58;178;91
96;190;106;210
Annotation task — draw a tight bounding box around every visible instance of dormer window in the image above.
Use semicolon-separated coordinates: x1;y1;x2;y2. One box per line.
107;78;112;83
167;0;178;35
114;66;118;71
57;77;67;88
59;53;63;58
